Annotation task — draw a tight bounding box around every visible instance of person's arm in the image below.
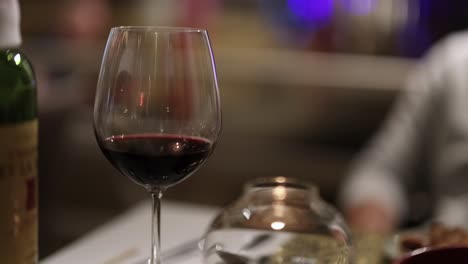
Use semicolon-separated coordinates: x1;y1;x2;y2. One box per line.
340;53;444;234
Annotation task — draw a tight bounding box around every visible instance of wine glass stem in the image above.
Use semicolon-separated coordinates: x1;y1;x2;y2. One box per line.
150;190;163;264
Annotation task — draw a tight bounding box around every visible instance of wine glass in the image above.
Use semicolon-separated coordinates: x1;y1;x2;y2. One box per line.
93;27;221;264
202;177;352;264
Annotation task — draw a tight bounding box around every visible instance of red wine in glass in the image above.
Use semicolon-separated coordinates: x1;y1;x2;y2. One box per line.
99;134;213;189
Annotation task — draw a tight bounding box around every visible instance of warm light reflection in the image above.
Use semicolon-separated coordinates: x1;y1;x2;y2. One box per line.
271;221;285;230
272;186;287;200
275;177;286;183
14;53;21;65
139;92;144;107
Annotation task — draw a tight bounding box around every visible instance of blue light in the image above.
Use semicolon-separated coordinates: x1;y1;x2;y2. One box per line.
339;0;376;16
287;0;334;25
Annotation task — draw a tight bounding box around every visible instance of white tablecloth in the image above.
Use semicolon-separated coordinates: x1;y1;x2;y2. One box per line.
41;201;219;264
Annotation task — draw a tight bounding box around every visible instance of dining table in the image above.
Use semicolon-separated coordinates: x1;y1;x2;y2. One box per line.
41;200;220;264
41;200;390;264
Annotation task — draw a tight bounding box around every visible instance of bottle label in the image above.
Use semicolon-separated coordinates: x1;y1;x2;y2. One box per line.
0;120;38;264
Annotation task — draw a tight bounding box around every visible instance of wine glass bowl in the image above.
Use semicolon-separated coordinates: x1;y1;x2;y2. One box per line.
201;177;352;264
94;26;221;190
93;26;221;264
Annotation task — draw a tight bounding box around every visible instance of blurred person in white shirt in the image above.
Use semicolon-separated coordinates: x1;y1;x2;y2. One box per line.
340;32;468;233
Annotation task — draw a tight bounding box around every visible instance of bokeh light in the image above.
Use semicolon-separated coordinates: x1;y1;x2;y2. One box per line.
287;0;334;25
338;0;377;16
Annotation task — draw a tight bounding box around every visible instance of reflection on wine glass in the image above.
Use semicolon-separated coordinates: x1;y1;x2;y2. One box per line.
93;26;221;264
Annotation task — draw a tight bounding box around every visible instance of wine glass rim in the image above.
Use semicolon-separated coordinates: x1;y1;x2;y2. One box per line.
111;26;207;33
244;176;319;195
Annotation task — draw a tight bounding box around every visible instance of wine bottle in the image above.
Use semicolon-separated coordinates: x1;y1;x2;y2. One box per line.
0;0;38;263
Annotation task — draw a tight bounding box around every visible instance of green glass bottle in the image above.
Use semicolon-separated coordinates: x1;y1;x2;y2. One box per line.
0;0;38;263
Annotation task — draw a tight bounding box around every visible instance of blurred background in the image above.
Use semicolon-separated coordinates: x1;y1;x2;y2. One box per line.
18;0;468;258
